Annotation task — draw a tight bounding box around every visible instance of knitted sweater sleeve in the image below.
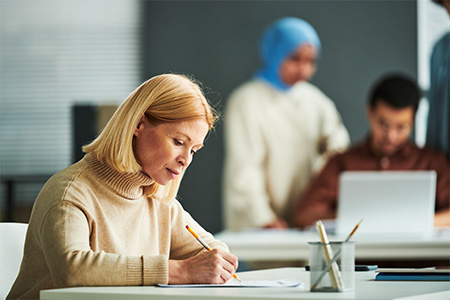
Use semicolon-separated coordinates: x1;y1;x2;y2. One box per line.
40;201;168;287
168;200;229;260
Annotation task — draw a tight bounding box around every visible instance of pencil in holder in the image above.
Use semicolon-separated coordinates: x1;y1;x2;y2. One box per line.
308;241;355;292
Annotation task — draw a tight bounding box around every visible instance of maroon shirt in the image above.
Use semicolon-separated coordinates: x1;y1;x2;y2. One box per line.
294;136;450;228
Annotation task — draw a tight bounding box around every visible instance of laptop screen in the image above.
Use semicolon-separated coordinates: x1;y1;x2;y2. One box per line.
336;171;436;236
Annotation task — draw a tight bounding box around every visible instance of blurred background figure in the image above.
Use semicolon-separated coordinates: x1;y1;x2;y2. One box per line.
293;73;450;229
426;0;450;159
223;17;349;231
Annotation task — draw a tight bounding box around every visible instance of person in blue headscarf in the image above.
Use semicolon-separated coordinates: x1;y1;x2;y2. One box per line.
223;17;350;231
256;17;322;91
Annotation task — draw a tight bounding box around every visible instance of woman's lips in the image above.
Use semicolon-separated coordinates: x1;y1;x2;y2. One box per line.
167;168;180;179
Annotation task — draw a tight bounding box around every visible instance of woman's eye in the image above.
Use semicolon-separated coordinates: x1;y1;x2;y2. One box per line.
191;149;197;155
289;55;301;62
174;139;183;146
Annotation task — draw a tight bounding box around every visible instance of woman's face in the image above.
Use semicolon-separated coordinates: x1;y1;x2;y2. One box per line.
133;117;209;185
279;44;317;86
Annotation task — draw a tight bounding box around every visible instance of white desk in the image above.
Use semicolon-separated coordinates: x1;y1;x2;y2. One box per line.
215;229;450;262
40;267;450;300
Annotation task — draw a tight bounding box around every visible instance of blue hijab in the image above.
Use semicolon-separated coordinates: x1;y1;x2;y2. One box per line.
256;17;321;91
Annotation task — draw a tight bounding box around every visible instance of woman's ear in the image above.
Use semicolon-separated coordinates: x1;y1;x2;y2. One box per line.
134;116;146;136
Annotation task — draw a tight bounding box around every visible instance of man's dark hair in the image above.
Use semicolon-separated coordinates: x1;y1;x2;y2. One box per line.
432;0;447;7
368;73;421;113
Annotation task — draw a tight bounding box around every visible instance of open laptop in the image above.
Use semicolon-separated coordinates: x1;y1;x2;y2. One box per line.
335;171;436;236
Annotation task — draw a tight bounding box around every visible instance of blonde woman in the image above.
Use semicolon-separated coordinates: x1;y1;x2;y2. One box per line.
7;74;238;300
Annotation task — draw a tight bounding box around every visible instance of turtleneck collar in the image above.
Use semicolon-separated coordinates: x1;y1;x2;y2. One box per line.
85;153;154;200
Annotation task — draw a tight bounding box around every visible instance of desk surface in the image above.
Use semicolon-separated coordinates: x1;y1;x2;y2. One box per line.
215;229;450;261
40;267;450;300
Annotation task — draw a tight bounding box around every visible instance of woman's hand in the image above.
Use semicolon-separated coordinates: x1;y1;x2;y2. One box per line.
168;249;238;284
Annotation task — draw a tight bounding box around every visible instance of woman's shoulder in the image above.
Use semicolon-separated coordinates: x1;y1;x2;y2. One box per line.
291;81;331;101
46;158;90;187
29;158;93;221
227;79;276;104
37;157;100;208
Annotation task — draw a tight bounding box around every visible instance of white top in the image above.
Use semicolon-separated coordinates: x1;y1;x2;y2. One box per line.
223;80;350;230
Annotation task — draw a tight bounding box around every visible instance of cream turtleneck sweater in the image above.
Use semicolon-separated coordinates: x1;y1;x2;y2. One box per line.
7;154;228;300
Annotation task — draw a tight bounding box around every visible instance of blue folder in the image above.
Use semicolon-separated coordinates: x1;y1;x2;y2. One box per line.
375;270;450;281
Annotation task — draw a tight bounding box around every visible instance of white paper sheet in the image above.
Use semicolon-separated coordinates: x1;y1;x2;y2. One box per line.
158;277;303;288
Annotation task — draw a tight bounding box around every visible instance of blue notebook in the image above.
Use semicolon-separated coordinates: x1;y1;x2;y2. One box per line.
375;269;450;281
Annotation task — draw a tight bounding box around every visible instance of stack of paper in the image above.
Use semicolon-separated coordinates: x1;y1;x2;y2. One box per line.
158;277;303;288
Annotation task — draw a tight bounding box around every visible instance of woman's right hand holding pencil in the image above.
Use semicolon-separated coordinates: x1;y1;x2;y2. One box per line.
168;249;239;284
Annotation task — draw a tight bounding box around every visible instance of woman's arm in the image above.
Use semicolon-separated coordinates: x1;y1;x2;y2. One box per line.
168;200;238;284
40;201;168;286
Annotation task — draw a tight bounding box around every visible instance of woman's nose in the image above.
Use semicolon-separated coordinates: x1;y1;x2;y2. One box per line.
178;156;186;166
178;151;192;167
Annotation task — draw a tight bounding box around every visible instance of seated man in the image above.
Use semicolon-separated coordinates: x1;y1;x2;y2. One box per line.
293;73;450;229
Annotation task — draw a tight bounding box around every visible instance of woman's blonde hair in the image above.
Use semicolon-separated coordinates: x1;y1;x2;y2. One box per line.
83;73;219;201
